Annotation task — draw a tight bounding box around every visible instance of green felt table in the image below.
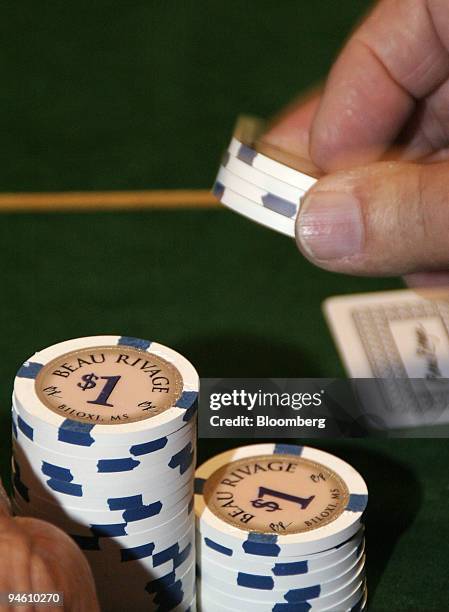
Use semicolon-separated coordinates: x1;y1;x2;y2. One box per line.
0;2;447;611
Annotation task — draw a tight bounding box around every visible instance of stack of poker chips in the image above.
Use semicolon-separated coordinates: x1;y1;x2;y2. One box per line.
212;115;318;237
11;336;198;612
195;444;368;612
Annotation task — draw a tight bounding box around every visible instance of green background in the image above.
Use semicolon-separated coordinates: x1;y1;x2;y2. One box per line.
0;2;446;611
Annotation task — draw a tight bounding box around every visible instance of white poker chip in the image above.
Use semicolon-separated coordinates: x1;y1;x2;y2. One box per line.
213;115;320;237
228;115;318;191
12;455;195;509
196;525;365;569
86;537;194;580
83;521;195;566
13;472;192;520
70;513;194;552
13;335;199;445
213;183;295;237
13;492;194;549
221;153;306;203
12;487;193;537
200;552;365;602
12;438;196;490
198;538;365;591
198;566;365;611
227;136;316;191
12;403;196;462
195;444;368;557
216;165;300;219
199;579;366;612
12;429;196;483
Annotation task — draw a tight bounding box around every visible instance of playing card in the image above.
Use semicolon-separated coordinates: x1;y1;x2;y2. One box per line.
323;289;449;429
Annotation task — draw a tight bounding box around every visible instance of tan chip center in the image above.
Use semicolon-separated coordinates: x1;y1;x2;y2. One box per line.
203;454;349;534
35;346;183;424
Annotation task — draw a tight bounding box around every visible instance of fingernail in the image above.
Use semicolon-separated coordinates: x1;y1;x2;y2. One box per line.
298;191;364;260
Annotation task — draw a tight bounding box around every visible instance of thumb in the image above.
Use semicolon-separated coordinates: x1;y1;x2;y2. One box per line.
296;161;449;276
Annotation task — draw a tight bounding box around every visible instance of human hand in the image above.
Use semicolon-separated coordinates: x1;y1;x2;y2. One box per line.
263;0;449;283
0;479;99;612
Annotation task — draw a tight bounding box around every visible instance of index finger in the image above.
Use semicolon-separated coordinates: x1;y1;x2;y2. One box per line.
310;0;449;170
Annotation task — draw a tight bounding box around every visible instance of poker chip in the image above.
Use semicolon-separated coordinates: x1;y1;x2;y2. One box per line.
12;336;199;612
195;443;368;611
213;183;296;237
221;153;306;203
12;403;196;461
213;115;318;236
13;335;198;443
216;165;300;219
200;553;365;602
199;580;367;612
196;524;365;568
199;538;365;591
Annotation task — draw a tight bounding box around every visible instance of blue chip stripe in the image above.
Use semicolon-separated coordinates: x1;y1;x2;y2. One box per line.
212;181;225;199
274;443;303;456
123;501;162;522
237;573;274;590
284;584;321;602
262;194;297;218
108;494;143;510
176;390;198;409
41;462;73;482
273;560;308;576
237;143;257;165
146;572;175;593
150;580;183;607
153;543;179;567
273;604;312;612
347;494;368;512
46;479;83;496
58;420;95;447
59;420;96;433
118;336;152;351
194;477;206;494
204;537;233;556
244;533;280;557
168;443;193;475
182;402;197;423
97;457;140;472
17;416;34;441
174;542;192;569
121;542;155;561
130;436;168;457
90;523;127;537
17;361;43;379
